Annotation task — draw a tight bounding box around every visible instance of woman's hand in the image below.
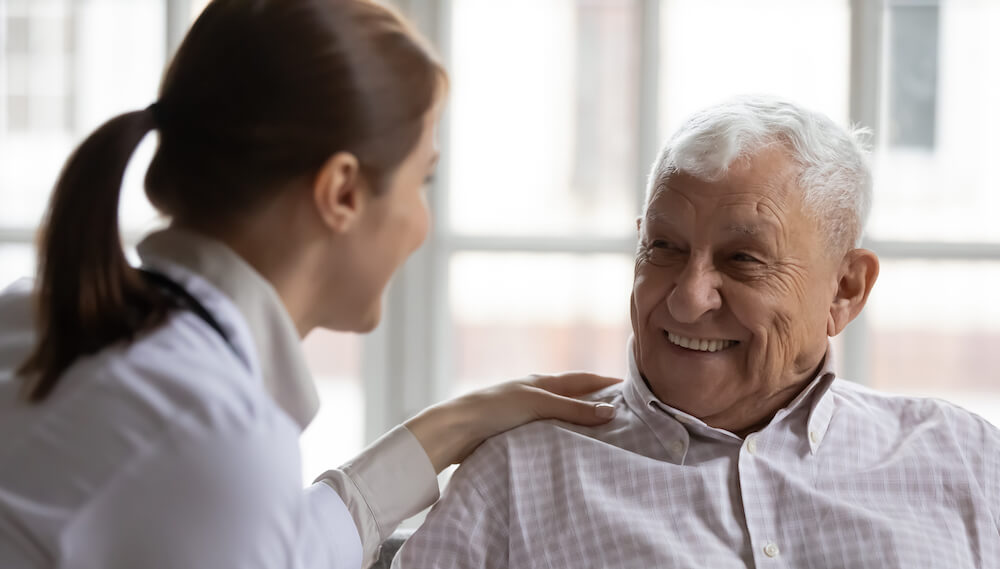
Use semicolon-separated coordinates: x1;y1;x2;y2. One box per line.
404;372;621;473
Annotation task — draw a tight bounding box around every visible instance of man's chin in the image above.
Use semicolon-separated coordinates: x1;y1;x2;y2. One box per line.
645;356;743;393
655;352;742;382
645;367;733;403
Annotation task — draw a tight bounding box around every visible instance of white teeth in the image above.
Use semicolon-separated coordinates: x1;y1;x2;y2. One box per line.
667;332;736;353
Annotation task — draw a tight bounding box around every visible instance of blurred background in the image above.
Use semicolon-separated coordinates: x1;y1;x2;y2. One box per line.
1;0;998;485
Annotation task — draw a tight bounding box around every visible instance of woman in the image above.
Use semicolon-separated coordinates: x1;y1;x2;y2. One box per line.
0;1;619;567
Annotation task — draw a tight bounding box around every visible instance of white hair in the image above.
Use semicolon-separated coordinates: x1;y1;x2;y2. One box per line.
646;95;873;250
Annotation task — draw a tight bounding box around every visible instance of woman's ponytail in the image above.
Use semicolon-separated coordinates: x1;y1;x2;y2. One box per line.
19;0;448;402
20;109;169;402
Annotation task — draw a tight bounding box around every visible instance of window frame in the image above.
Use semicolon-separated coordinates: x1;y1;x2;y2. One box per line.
362;0;661;440
374;0;1000;441
3;0;999;444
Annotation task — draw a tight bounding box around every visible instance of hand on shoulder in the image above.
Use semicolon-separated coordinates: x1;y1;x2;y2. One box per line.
404;372;621;472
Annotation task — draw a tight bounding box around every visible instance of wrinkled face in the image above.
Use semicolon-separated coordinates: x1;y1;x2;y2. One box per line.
631;146;839;433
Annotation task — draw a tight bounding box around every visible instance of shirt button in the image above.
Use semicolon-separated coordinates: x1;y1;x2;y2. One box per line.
763;543;780;558
746;436;758;455
671;441;685;455
809;431;820;444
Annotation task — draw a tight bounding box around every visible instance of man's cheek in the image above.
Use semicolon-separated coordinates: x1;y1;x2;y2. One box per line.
631;272;661;319
629;290;641;338
770;310;797;366
748;309;796;384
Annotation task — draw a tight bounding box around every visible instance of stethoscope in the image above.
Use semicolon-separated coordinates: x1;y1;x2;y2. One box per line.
138;268;238;358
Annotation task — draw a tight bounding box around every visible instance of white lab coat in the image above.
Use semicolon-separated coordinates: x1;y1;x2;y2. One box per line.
0;228;438;569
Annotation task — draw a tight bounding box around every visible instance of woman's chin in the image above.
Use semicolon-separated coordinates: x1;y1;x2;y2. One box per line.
353;302;383;333
316;300;382;334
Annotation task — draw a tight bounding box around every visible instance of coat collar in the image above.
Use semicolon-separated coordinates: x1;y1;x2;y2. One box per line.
137;227;319;430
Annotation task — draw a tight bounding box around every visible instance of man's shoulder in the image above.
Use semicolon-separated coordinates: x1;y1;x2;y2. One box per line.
828;378;1000;440
486;381;629;446
831;377;974;414
458;382;638;483
445;381;636;508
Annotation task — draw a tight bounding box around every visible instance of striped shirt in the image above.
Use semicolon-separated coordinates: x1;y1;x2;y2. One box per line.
394;340;1000;568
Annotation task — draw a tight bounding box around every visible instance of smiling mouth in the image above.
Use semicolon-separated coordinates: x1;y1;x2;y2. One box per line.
666;332;738;353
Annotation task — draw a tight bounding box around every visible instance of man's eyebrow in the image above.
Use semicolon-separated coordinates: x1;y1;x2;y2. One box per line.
644;211;674;225
725;223;760;236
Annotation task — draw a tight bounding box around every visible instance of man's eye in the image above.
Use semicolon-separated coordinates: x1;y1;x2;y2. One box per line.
731;252;760;263
643;240;684;267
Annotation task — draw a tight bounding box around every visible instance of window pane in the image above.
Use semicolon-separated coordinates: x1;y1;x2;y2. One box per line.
5;14;29;52
0;0;164;230
450;252;634;394
448;0;641;237
299;330;364;483
886;4;939;148
868;1;1000;243
659;0;850;136
867;260;1000;427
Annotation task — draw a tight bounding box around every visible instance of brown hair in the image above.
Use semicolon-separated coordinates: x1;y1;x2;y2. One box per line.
20;0;446;402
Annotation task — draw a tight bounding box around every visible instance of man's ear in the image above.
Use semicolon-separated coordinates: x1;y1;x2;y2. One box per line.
313;152;367;233
827;248;880;336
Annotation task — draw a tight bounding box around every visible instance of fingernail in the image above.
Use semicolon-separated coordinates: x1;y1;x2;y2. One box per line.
594;403;616;419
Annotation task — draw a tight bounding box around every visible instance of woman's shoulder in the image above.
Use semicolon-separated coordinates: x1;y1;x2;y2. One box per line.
0;289;300;561
0;274;270;433
1;303;291;470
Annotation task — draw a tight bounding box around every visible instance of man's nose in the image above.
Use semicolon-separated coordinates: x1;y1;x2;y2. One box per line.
666;257;722;323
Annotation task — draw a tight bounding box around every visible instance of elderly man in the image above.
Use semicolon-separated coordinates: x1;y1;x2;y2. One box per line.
392;96;1000;568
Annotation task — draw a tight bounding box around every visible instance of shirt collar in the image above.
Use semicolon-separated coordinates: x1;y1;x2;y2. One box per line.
137;227;319;430
622;335;838;454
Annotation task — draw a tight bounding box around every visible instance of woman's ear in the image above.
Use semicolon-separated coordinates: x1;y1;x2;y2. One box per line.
827;248;880;336
313;152;367;233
